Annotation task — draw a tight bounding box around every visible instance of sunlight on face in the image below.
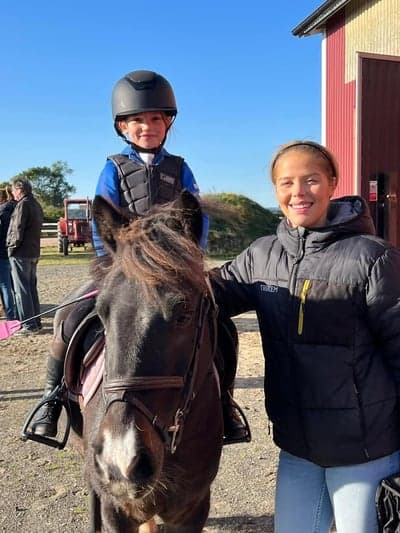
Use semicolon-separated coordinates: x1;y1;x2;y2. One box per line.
274;151;337;229
118;111;170;149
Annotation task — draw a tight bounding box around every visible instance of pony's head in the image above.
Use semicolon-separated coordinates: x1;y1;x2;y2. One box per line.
88;191;216;507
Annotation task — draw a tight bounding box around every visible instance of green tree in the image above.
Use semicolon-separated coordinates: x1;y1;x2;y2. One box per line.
14;161;76;207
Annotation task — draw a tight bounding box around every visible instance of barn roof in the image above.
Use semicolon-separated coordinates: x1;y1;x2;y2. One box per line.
292;0;353;37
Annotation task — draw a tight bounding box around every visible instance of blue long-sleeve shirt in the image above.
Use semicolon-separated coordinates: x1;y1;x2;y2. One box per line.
92;145;209;254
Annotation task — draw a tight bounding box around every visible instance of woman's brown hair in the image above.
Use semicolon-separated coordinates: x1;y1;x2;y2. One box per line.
270;140;339;185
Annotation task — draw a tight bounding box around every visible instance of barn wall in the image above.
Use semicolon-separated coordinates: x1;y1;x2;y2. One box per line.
325;11;355;197
345;0;400;82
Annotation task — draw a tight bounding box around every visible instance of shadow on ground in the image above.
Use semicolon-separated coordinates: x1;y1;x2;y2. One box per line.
206;514;274;531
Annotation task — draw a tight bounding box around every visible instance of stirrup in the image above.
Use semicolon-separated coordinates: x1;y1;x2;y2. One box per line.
20;385;71;450
223;398;252;446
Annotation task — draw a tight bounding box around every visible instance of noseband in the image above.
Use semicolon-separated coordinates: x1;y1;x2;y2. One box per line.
102;281;218;454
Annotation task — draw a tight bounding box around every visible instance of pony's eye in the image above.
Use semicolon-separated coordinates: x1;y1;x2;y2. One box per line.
173;302;192;326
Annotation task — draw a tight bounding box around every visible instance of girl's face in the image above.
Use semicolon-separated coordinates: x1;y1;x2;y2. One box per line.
273;151;336;229
118;111;170;149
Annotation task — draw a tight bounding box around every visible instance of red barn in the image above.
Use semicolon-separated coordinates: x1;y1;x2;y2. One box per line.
293;0;400;245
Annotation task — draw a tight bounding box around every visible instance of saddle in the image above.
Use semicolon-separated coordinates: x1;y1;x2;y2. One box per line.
63;310;105;409
20;310;106;450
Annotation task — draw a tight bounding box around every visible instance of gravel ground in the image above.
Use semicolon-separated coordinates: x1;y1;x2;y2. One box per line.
0;262;279;532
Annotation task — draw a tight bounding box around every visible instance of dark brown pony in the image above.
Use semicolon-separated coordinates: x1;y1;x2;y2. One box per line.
70;191;223;532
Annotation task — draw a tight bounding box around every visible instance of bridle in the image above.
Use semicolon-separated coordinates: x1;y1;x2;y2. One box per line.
102;279;218;454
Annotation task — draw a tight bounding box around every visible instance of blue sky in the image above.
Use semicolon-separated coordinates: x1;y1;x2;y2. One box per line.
1;1;323;208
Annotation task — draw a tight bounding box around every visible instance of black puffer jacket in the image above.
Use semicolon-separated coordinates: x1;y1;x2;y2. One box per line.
213;196;400;467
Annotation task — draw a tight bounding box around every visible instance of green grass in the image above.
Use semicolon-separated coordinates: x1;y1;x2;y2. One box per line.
40;246;95;266
207;254;234;261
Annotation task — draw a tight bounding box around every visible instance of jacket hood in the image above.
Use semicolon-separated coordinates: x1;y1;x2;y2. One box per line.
327;195;375;232
277;195;376;257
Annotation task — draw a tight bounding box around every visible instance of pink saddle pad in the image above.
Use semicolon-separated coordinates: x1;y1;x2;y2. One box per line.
79;349;105;407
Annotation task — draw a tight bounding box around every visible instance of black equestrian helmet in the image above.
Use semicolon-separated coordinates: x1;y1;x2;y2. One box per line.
111;70;178;121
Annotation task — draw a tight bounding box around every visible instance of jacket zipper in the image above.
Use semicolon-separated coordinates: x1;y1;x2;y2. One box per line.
298;279;311;335
146;165;153;206
288;232;306;296
287;231;313;457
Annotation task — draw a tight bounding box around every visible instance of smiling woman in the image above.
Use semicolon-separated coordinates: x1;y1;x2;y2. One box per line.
270;140;338;229
211;139;400;533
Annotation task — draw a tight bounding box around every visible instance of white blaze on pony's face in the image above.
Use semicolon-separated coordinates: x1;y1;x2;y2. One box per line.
95;425;138;483
93;400;164;498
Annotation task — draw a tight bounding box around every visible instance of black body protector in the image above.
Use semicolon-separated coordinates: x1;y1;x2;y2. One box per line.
107;154;184;216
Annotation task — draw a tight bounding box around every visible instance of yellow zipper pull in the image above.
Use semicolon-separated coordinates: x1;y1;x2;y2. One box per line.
298;279;311;335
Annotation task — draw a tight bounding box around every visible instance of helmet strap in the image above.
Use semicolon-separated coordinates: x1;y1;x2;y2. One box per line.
129;142;162;154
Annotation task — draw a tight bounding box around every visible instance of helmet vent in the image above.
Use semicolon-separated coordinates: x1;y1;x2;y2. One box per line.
127;78;155;91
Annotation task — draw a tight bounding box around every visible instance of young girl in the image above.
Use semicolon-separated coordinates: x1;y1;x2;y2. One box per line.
92;69;208;253
27;70;247;446
212;140;400;532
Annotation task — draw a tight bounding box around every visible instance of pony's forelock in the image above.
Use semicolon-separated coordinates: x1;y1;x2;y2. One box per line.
97;204;207;294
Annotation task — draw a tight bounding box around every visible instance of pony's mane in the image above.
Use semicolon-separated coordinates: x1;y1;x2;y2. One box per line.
92;203;207;294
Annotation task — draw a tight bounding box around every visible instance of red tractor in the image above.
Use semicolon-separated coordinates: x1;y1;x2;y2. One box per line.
57;198;93;255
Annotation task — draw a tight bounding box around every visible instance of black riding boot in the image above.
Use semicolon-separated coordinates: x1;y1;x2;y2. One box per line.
29;324;67;437
222;390;251;445
29;356;65;438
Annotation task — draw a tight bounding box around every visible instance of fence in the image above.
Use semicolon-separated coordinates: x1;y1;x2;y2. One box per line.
41;222;58;238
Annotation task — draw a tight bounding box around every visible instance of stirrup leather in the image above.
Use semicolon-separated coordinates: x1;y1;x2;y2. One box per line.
20;385;71;450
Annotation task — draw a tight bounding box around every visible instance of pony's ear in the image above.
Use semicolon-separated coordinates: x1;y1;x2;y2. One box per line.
173;189;203;245
92;195;129;253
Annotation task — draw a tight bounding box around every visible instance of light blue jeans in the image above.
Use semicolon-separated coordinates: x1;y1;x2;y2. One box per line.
274;449;400;533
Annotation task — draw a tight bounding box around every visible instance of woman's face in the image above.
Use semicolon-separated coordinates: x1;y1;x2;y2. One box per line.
273;151;336;229
118;111;170;149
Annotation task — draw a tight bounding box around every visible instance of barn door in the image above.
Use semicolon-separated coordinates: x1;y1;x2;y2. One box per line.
386;171;399;246
370;171;399;245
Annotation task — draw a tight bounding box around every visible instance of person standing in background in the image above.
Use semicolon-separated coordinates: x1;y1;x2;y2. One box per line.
7;176;43;334
0;186;17;319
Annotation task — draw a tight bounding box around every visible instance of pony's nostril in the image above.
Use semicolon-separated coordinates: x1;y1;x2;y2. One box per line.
108;463;123;482
126;451;155;483
92;440;103;456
